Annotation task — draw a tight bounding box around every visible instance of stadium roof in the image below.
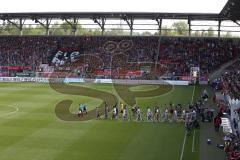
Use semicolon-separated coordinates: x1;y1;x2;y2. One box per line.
0;0;238;36
0;0;238;22
0;12;225;21
220;0;240;22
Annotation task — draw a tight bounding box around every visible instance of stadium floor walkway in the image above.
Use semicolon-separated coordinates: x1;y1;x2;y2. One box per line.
209;58;239;81
199;87;225;160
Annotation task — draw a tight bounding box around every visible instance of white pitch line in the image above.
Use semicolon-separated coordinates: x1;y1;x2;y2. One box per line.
180;131;187;160
192;130;196;152
191;85;196;104
180;85;196;160
191;86;196;153
0;105;19;118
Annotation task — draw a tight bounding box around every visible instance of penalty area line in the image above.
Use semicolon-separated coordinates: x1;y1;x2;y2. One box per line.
0;104;19;118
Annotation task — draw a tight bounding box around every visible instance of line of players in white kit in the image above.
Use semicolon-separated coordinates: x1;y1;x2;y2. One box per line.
96;102;198;123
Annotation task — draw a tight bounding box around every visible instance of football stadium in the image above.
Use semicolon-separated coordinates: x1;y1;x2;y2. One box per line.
0;0;240;160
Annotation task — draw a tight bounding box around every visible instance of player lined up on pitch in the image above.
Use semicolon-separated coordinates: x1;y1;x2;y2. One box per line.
80;100;207;125
77;103;88;117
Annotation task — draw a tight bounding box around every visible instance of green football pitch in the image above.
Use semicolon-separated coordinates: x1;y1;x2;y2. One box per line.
0;82;202;160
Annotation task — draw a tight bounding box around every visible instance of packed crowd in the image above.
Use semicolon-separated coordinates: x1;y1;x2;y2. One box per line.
211;60;240;160
212;100;240;160
212;60;240;100
0;36;56;67
160;38;238;76
223;133;240;160
0;36;239;79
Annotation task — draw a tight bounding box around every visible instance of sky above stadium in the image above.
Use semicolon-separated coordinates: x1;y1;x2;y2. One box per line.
0;0;228;13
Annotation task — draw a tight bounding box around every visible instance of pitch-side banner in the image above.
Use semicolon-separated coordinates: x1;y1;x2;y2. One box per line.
0;77;190;85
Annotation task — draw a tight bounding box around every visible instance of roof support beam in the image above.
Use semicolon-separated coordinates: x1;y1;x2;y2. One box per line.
6;18;25;35
188;17;191;37
233;20;240;27
92;17;105;36
156;18;162;35
34;18;52;35
123;16;134;36
218;19;222;38
233;21;240;33
64;18;78;36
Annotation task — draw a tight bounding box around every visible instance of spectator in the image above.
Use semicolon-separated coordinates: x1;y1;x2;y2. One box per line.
214;115;222;132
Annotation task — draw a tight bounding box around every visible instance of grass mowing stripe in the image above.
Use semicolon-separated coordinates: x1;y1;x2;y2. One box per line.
192;130;196;152
0;122;97;160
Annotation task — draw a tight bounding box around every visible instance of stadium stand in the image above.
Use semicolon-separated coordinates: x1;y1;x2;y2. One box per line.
211;59;240;160
0;36;239;79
